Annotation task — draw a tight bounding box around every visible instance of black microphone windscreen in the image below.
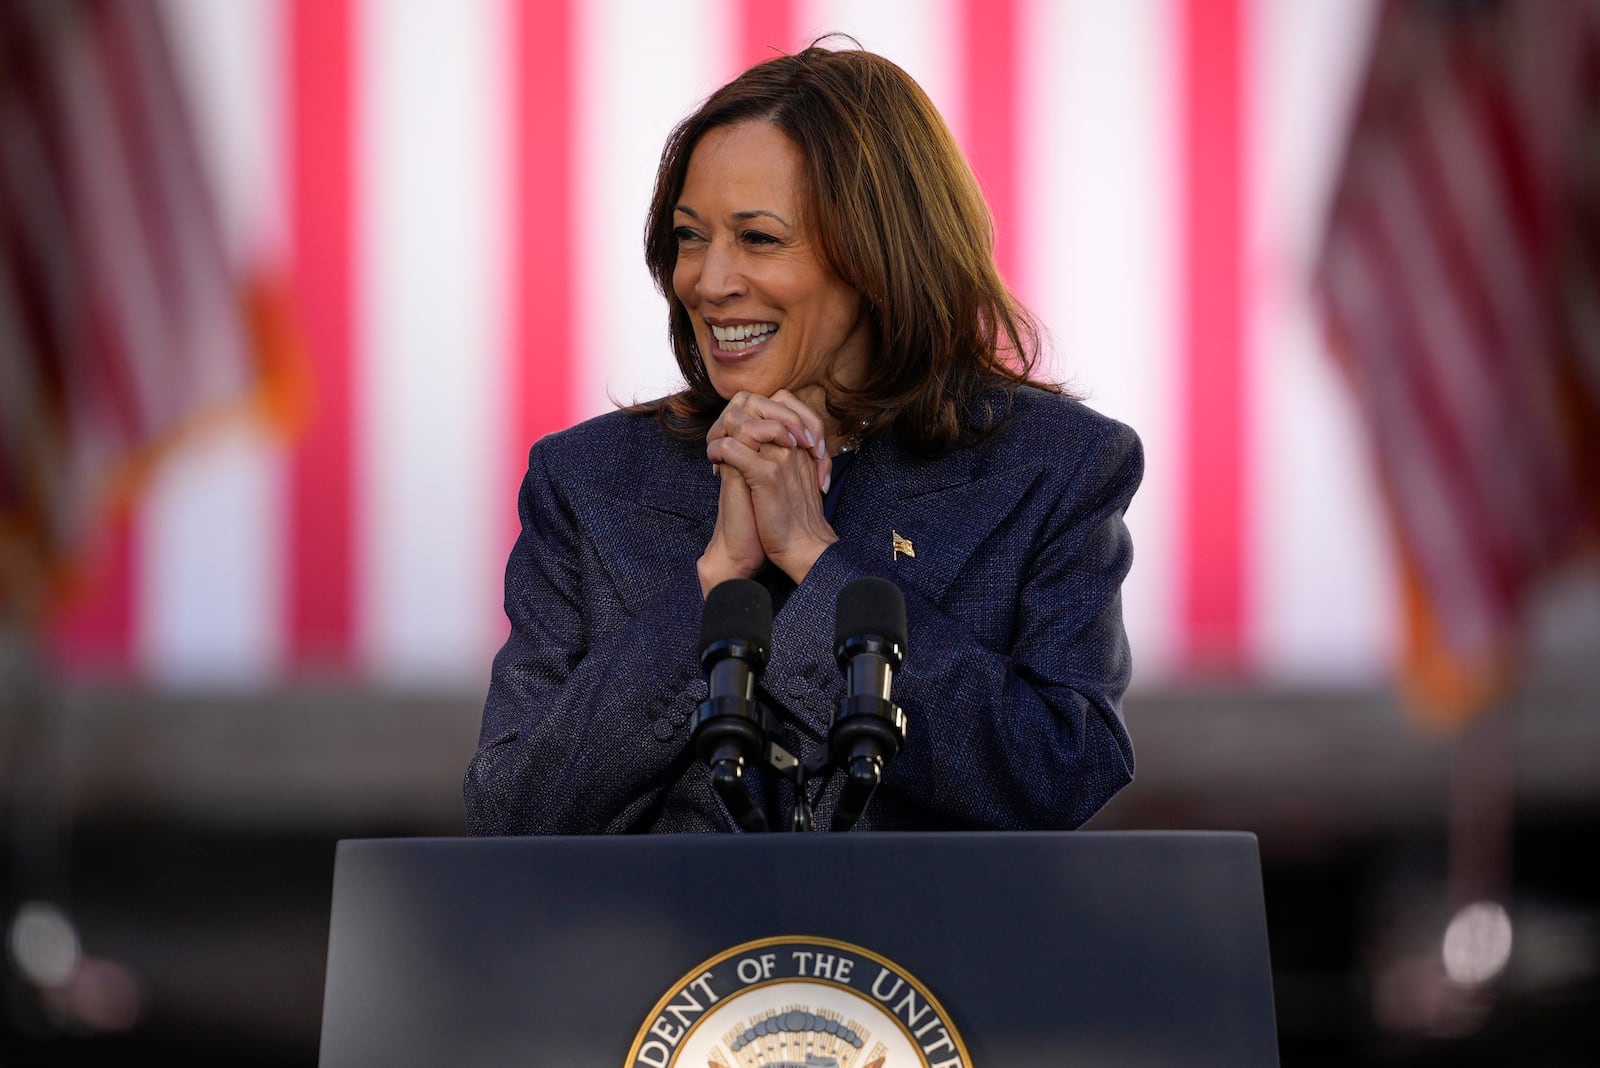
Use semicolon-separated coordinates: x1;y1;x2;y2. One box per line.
835;577;907;649
699;579;773;658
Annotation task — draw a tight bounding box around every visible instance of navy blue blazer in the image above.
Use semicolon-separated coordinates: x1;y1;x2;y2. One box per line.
465;386;1142;834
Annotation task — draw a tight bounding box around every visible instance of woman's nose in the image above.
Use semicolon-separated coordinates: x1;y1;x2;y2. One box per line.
695;238;746;303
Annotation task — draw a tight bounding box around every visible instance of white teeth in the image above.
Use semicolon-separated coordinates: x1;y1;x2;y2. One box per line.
710;322;776;347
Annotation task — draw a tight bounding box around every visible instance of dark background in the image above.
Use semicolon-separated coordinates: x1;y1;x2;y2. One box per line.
3;676;1596;1066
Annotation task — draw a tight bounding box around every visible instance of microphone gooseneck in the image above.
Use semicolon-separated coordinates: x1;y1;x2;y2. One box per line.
692;579;773;832
829;577;909;831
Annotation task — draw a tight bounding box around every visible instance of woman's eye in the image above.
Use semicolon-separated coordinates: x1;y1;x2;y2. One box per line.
673;226;702;243
742;230;779;247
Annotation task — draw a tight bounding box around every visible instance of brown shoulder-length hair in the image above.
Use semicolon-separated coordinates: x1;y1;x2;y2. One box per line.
637;40;1061;455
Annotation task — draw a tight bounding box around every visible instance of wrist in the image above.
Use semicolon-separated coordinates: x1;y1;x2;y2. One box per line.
772;531;837;586
697;554;751;599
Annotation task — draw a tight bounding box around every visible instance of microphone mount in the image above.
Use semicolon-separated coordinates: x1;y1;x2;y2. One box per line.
692;577;909;833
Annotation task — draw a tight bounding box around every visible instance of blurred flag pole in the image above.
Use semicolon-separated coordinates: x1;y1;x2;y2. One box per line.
1314;0;1600;964
0;0;303;1026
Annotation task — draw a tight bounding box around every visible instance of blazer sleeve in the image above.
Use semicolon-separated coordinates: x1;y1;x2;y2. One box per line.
463;440;718;835
776;416;1143;831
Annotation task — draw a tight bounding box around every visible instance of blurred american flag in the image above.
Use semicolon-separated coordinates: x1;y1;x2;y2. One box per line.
36;0;1402;691
0;0;290;628
1315;0;1600;721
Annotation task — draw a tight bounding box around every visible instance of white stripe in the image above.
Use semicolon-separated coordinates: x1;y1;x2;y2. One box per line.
123;4;249;409
140;429;286;684
359;0;509;681
158;0;288;260
1019;0;1180;681
1249;0;1392;680
798;0;964;144
574;0;736;418
140;0;284;683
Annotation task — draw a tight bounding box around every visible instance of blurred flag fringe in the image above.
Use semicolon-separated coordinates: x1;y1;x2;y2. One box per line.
0;0;306;626
1315;0;1600;726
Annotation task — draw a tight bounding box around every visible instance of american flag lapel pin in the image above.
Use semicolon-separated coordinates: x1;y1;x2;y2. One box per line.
892;530;915;561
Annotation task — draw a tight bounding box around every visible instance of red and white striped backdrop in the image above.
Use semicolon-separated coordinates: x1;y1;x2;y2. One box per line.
50;0;1394;689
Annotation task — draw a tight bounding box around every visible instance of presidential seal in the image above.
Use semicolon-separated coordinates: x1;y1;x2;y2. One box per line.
624;935;971;1068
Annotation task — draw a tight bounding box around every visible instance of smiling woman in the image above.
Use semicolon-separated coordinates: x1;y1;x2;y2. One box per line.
465;42;1144;836
670;122;872;419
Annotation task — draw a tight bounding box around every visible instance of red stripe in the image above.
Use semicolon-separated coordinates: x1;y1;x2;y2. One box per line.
1460;47;1554;271
1340;204;1519;631
505;1;575;559
1349;206;1520;615
737;0;795;69
1322;224;1511;653
960;0;1021;288
48;514;138;675
1179;0;1249;669
1401;115;1573;540
288;0;357;667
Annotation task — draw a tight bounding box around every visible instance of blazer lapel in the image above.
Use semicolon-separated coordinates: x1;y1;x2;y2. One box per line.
587;442;718;614
634;441;720;524
834;436;1042;604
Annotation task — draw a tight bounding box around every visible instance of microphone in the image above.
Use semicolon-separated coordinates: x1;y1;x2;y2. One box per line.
828;577;908;831
692;579;772;832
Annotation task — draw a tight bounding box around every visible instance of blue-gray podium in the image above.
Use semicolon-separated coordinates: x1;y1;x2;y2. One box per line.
319;832;1278;1067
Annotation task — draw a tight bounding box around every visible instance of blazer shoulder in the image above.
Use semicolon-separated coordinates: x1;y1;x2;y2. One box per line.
982;385;1142;469
525;407;683;486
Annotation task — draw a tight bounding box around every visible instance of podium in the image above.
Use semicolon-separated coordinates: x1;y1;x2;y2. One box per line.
320;832;1278;1067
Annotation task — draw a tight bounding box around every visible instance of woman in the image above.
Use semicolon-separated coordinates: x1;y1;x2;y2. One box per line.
465;43;1141;835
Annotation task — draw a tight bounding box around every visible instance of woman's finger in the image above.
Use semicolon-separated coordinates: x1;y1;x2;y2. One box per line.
767;390;832;493
710;391;816;453
719;415;802;451
768;390;828;461
698;462;765;595
733;435;841;585
707;434;778;479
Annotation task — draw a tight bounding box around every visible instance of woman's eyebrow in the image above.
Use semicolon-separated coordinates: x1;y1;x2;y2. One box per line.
733;209;790;225
672;204;790;227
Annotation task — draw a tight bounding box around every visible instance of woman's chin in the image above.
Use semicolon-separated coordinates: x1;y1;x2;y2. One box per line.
706;364;776;400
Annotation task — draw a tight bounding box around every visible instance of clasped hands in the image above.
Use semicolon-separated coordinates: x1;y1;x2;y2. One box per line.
697;389;839;598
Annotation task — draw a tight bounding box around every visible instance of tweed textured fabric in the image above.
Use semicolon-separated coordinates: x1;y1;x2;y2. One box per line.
465;386;1142;834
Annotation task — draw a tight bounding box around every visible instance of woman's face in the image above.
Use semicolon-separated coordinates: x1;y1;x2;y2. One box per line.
672;121;871;407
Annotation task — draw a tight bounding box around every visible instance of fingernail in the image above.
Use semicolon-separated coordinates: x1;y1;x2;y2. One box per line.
822;472;831;493
803;428;816;448
815;440;826;460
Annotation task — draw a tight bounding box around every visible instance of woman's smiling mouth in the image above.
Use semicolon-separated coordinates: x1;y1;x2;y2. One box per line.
708;321;779;356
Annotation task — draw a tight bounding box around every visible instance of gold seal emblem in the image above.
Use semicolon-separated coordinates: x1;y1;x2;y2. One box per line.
625;936;970;1068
